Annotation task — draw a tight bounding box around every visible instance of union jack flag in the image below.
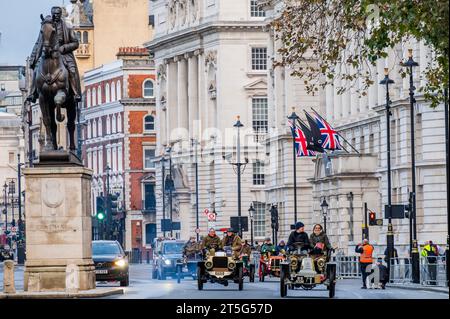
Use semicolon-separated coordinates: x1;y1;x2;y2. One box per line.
312;113;342;150
288;120;316;157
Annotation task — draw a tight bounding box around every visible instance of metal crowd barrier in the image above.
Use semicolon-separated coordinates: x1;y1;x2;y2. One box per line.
389;256;447;287
331;255;361;278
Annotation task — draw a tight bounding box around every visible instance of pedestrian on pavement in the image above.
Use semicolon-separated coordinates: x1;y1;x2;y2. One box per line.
376;258;388;289
355;239;374;289
383;246;398;265
421;240;439;285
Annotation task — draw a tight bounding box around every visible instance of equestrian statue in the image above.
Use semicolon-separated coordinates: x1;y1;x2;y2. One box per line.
27;6;81;153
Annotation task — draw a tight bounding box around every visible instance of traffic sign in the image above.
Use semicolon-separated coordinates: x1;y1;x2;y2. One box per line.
203;208;209;215
195;228;201;234
207;212;216;221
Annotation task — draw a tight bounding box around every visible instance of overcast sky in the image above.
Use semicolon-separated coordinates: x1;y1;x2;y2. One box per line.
0;0;71;66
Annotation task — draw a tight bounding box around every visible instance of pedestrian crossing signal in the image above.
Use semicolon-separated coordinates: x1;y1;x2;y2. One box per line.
369;212;376;226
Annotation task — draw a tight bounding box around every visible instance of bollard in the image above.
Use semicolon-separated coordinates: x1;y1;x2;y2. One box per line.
3;260;16;294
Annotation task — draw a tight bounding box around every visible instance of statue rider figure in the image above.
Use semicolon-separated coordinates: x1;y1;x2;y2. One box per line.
27;6;81;103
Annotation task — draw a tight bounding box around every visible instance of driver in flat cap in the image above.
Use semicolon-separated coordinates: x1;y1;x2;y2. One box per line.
222;228;242;259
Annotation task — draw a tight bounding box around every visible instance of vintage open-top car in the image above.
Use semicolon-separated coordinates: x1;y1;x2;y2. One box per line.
197;246;244;290
280;243;336;298
259;251;286;281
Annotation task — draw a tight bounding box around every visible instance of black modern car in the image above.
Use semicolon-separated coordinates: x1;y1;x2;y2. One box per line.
152;240;185;280
92;240;129;286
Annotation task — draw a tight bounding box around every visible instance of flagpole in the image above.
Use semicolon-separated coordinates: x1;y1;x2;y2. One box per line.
310;107;359;154
288;108;300;225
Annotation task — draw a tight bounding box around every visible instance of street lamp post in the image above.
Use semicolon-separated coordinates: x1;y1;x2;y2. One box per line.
444;87;449;286
9;180;15;228
288;108;300;225
380;67;395;280
104;165;111;240
234;116;244;238
248;203;255;247
401;49;420;284
161;153;166;238
192;139;200;242
17;153;26;264
320;198;329;233
2;183;8;238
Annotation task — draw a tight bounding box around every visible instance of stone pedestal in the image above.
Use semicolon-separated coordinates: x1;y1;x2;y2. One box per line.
23;164;95;292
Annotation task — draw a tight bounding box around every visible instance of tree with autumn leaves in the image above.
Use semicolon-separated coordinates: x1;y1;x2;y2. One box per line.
269;0;449;107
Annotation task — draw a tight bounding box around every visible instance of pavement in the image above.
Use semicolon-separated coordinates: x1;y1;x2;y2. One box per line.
1;262;448;299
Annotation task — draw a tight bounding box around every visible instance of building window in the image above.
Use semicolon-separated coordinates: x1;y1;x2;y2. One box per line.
106;115;111;134
144;115;155;132
111;82;116;102
253;201;266;237
369;134;374;153
107;148;111;168
143;184;156;212
98;118;103;137
83;31;88;44
251;47;267;71
87;151;92;169
118;145;123;171
86;89;91;107
98;150;103;174
76;31;81;41
93;151;97;174
116;80;122;100
250;0;265;17
252;97;268;134
93;120;97;138
97;86;102;104
143;79;154;98
87;120;92;139
92;88;96;106
8;152;15;164
117;113;122;132
252;160;265;185
112;147;117;171
144;147;156;169
105;83;110;103
112;114;117;133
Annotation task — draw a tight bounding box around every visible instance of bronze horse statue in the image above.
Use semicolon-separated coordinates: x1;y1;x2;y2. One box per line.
35;15;77;151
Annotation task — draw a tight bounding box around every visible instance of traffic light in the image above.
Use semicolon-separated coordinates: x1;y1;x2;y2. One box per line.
96;196;105;221
369;211;376;226
110;193;119;217
270;205;279;231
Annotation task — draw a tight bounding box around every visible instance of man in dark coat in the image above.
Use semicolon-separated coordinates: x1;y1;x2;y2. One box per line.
27;6;81;102
287;222;311;252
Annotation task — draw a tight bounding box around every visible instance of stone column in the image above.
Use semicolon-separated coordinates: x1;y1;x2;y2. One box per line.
177;55;189;131
368;63;378;110
188;52;199;137
167;59;178;143
333;69;342;121
23;165;95;292
3;260;16;293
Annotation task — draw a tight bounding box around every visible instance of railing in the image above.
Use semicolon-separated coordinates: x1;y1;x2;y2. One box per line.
331;255;361;278
389;256;447;287
75;43;90;57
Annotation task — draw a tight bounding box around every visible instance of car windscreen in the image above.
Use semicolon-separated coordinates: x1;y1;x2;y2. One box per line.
92;242;121;255
163;242;184;254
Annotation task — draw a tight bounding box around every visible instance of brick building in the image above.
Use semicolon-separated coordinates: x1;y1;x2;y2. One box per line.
81;47;156;252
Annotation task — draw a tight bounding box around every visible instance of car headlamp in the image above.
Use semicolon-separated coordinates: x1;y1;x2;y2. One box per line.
205;261;213;269
164;259;172;265
317;257;326;269
290;257;298;267
228;261;236;270
114;259;127;267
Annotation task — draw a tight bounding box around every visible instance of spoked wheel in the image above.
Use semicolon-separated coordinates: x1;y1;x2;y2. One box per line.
238;267;244;291
280;268;288;297
197;267;203;290
249;265;255;283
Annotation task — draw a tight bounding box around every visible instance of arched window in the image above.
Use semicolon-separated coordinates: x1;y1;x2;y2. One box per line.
106;115;111;134
143;79;154;98
117;113;122;132
111;82;116;102
83;31;88;44
116;80;122;100
144;115;155;132
76;31;81;42
93;120;97;138
97;86;102;104
92;88;96;106
105;83;110;103
112;114;117;133
86;89;91;107
98;118;103;136
87;120;92;139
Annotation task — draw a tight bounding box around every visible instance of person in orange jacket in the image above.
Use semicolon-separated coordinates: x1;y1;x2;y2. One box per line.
355;239;374;289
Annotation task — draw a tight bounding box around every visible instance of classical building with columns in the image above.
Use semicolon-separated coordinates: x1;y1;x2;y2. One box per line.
265;1;448;256
146;0;274;241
